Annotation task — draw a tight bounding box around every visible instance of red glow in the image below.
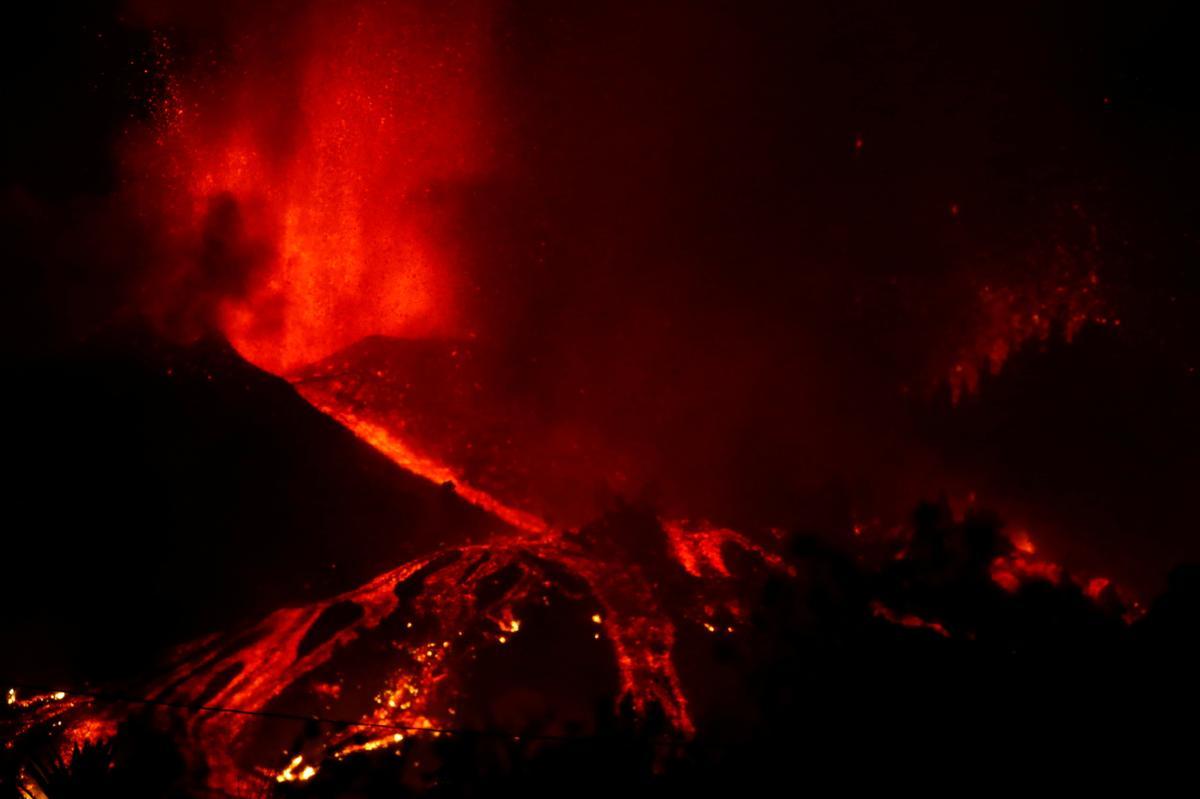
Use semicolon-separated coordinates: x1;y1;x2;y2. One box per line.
1085;577;1111;600
990;555;1063;592
662;521;790;579
147;0;497;373
945;258;1112;402
989;528;1120;606
1010;529;1037;555
54;502;791;792
19;4;1144;793
870;601;951;638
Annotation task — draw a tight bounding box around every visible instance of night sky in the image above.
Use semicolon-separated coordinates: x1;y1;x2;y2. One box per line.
3;0;1200;638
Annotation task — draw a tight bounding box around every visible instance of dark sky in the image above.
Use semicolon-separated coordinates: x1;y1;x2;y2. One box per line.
3;1;1200;596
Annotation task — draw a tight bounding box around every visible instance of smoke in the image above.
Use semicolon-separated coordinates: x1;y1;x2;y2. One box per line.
128;2;1193;578
116;0;501;372
6;1;1200;592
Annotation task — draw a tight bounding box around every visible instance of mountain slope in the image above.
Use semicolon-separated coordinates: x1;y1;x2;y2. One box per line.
2;324;510;684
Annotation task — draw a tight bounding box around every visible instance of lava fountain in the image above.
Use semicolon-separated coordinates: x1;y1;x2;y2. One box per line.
41;4;794;791
4;2;1132;794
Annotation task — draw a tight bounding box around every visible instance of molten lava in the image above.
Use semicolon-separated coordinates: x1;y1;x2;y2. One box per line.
45;500;788;792
141;0;498;373
2;2;1142;794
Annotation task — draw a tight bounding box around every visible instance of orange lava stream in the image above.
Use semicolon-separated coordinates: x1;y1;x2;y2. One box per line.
46;388;803;794
299;393;551;535
87;533;699;794
869;601;951;638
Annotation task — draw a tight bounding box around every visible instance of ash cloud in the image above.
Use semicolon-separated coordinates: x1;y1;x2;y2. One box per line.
5;1;1200;592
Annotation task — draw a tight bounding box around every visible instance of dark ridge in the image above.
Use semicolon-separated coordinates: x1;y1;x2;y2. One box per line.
296;601;365;658
192;662;244;708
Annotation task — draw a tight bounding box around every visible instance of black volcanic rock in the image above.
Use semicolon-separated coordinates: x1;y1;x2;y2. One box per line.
1;323;510;684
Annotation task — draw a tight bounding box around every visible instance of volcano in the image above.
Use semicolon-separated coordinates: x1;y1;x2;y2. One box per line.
5;0;1200;795
4;326;794;793
4;324;1196;797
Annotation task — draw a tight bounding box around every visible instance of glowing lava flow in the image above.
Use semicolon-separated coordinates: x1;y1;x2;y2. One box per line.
302;401;549;535
40;391;787;795
116;8;802;772
988;527;1134;615
59;532;706;794
12;393;1132;796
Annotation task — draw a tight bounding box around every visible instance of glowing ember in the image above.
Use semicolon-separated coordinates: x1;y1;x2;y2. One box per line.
870;601;951;638
40;494;784;794
988;528;1120;606
305;403;550;535
990;554;1064;592
945;249;1114;403
663;521;790;579
140;0;498;373
1010;529;1037;555
277;754;317;783
1085;577;1111;601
